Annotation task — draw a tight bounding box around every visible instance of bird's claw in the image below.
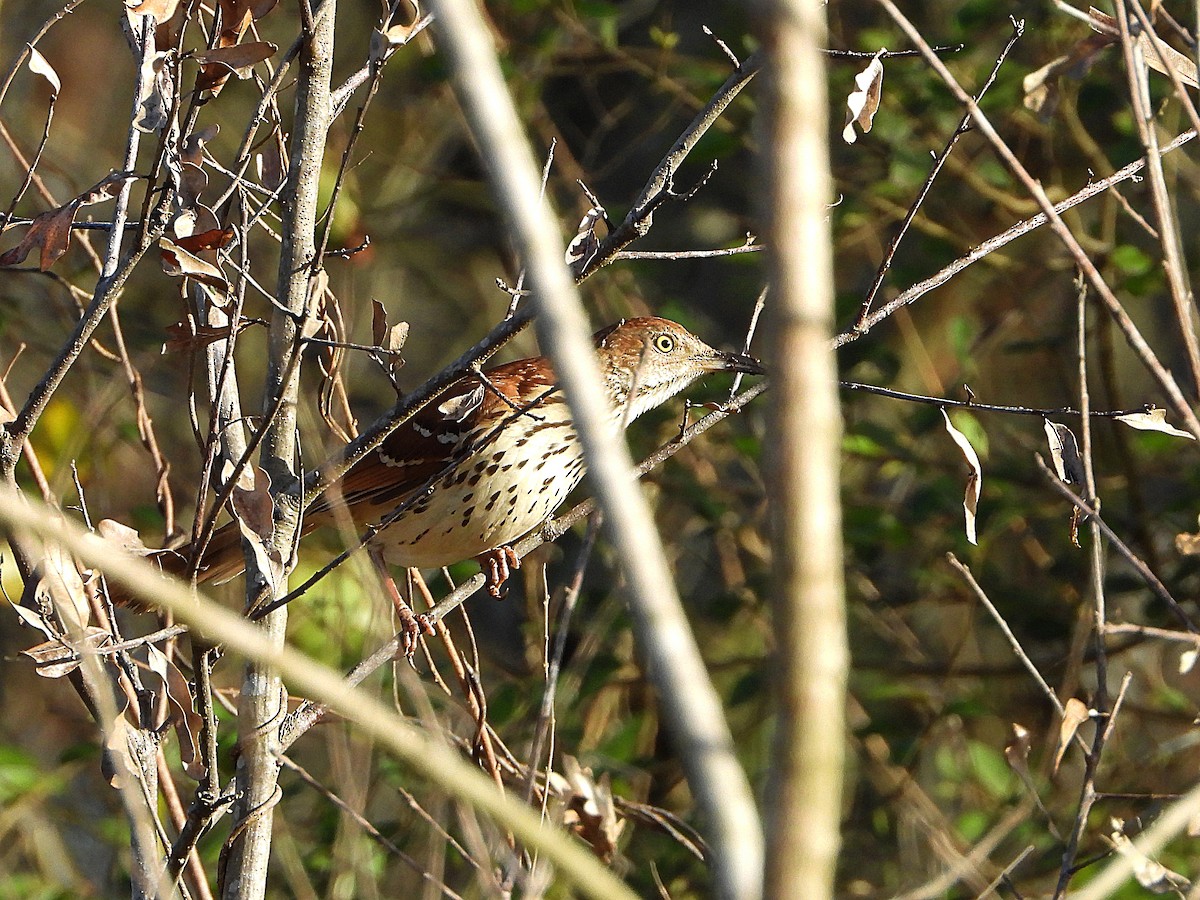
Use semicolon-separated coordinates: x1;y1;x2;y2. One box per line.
479;546;521;599
395;608;435;659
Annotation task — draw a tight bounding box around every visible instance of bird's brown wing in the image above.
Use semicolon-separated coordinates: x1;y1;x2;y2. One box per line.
311;358;558;519
113;359;560;596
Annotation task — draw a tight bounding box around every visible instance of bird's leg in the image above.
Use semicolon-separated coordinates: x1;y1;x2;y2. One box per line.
477;546;521;599
368;547;432;657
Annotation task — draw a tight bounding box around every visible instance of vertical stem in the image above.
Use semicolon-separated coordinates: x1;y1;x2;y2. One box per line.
1113;0;1200;396
221;1;335;896
756;0;847;897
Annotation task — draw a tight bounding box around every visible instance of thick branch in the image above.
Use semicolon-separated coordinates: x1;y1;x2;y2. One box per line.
756;0;847;896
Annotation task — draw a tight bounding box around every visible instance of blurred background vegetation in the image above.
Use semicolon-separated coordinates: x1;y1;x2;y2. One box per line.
3;0;1200;896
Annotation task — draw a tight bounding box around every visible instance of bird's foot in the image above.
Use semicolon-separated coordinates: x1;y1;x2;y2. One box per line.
478;546;521;599
394;604;435;658
369;549;434;658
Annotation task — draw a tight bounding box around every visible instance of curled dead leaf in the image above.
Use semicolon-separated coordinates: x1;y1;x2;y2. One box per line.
9;601;57;640
1115;407;1195;440
1044;420;1086;485
1053;697;1091;774
172;227;235;255
192;41;277;77
370;0;423;63
941;409;982;545
370;299;408;354
843;52;884;144
1087;8;1199;87
144;644;205;777
27;45;61;94
24;542;91;632
561;755;622;862
21;627;111;678
566;204;606;276
159;237;228;290
231;464;274;543
0;205;76;269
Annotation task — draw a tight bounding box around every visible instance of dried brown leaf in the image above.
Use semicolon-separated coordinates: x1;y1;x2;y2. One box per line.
561;755;622;862
1003;722;1050;812
9;601;57;640
27;543;91;631
566;205;606;276
145;643;205;777
1054;697;1090;774
181;124;219;166
159;237;228;290
97;519;152;556
192;41;277;77
941;409;982;545
384;321;409;354
370;0;422;62
102;708;136;789
256;129;288;191
843;52;884;143
78;172;137;207
22;638;82;678
231;464;274;543
133;49;173;133
1044;420;1086;485
371;298;388;347
1115;407;1195;439
173;228;235;254
1088;8;1199;87
164;657;206;779
27;45;61;94
0;204;76;269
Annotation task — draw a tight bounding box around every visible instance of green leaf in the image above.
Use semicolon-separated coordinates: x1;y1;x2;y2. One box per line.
968;740;1013;799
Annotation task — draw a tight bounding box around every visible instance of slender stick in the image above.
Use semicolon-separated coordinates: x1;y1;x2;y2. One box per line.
836;130;1198;347
855;20;1023;327
1112;1;1200;396
1035;455;1197;632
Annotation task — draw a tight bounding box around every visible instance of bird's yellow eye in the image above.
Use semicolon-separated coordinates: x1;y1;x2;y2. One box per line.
653;334;675;353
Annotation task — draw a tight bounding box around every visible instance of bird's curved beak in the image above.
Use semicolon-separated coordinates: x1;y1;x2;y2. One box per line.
720;351;765;376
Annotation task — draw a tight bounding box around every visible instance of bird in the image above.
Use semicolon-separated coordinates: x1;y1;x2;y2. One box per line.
157;317;763;599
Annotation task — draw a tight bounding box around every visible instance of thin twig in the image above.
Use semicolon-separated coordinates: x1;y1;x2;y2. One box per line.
841;381;1151;418
1034;455;1198;633
855;18;1023;327
836;129;1198;347
946;553;1066;718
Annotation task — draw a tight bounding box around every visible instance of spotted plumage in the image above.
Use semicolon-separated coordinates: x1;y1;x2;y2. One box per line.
174;317;763;591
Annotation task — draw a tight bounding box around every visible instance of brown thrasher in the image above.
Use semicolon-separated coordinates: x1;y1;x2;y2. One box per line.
167;317;762;597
